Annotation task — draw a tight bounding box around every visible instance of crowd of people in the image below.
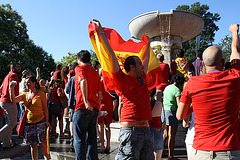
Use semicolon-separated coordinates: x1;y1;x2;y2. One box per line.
0;19;239;160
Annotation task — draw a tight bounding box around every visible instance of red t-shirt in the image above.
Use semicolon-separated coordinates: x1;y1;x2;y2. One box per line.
0;71;19;103
180;59;240;151
53;70;61;80
156;62;170;90
112;70;152;122
75;64;101;111
63;77;68;87
100;80;113;114
50;87;60;103
69;70;75;78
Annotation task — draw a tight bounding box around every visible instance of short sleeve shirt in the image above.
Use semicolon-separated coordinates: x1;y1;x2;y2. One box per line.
112;70;152;122
156;62;170;90
20;91;46;123
180;59;240;151
163;84;181;111
75;64;101;111
0;71;19;103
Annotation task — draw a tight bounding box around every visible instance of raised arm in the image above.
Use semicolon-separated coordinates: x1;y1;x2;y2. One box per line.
9;81;23;103
229;24;240;61
36;67;40;82
91;19;120;73
141;36;151;75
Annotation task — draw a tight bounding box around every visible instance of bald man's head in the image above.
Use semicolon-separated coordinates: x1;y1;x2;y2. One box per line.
203;46;223;67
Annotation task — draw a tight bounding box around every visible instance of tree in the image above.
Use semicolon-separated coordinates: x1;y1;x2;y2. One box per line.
59;49;99;67
0;4;56;81
176;2;221;62
0;4;28;59
59;52;78;66
20;40;56;80
218;34;232;62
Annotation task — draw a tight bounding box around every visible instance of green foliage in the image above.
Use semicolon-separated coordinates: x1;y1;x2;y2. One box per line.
59;49;99;67
176;2;221;62
59;52;78;66
89;49;99;65
0;4;56;81
20;40;56;80
217;34;232;62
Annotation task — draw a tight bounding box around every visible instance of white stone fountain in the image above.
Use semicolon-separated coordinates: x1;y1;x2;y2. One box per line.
128;9;204;65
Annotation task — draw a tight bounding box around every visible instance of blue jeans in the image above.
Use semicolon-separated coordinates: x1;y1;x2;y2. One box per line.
73;108;98;160
115;126;154;160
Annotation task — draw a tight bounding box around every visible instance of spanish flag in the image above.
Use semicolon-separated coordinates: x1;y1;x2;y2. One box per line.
88;23;163;91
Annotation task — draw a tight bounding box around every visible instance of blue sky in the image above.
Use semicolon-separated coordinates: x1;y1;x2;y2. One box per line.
1;0;239;62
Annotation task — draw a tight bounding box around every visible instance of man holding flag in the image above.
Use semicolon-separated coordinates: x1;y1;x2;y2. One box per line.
90;19;154;160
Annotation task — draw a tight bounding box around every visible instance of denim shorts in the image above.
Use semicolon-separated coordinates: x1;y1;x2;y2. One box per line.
150;128;164;150
165;110;180;126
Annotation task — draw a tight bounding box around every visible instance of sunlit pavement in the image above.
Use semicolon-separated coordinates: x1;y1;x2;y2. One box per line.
0;122;187;160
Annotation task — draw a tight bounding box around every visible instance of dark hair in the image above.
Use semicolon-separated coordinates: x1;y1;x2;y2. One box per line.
10;63;20;70
124;56;137;73
78;50;91;63
27;76;40;90
149;87;156;110
197;50;203;59
149;87;156;98
188;64;195;74
172;49;184;58
225;62;231;70
170;75;185;87
56;63;62;70
61;66;69;79
92;60;100;70
157;54;164;62
72;62;78;70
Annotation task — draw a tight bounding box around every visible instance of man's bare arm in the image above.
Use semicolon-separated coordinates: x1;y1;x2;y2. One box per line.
176;102;192;120
229;24;240;61
92;19;120;73
80;78;93;111
141;36;151;75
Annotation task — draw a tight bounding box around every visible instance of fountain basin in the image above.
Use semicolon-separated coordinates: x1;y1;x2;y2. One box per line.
128;9;204;42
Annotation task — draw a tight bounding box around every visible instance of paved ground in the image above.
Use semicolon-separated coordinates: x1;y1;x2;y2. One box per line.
0;122;187;160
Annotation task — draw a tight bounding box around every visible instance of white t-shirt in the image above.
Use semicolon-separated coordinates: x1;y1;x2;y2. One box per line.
185;112;195;144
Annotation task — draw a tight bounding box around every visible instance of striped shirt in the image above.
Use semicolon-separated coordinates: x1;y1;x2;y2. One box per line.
192;59;203;76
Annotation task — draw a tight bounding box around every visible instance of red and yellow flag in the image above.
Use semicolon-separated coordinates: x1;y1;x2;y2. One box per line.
88;23;163;91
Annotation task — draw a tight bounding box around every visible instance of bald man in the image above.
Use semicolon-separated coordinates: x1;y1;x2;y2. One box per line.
177;24;240;160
